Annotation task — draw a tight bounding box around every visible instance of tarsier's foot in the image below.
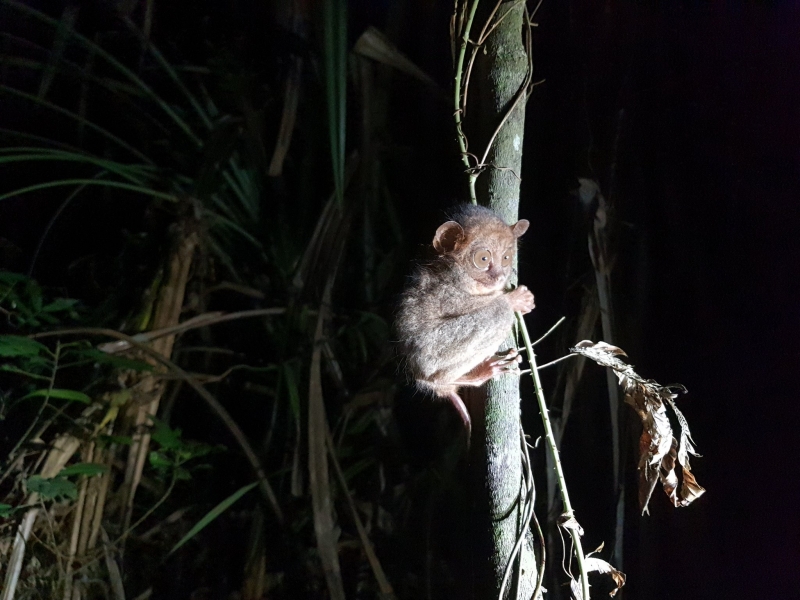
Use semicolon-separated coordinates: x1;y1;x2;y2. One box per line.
454;349;523;386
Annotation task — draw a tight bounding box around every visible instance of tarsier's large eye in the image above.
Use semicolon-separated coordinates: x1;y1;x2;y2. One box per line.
472;249;492;270
501;252;513;267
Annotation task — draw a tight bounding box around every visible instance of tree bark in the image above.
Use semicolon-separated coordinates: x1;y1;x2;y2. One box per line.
463;2;538;598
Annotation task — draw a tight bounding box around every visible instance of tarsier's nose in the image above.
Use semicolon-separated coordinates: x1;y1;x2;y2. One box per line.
487;264;505;281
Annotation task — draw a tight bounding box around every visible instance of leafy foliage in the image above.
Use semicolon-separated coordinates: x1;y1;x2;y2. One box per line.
25;474;77;500
0;1;435;599
148;418;219;482
0;271;80;328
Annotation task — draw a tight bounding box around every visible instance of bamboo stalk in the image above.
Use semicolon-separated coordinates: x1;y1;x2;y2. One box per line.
121;224;198;534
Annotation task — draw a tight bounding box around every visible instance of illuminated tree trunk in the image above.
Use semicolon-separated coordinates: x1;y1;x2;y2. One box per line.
462;2;538;598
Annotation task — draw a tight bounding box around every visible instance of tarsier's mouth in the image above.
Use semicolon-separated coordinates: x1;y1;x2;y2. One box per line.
478;278;507;292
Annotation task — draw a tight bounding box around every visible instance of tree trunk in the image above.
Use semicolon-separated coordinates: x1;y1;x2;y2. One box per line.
463;2;538;598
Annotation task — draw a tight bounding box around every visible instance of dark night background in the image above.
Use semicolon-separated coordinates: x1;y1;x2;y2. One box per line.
526;2;800;598
1;1;799;598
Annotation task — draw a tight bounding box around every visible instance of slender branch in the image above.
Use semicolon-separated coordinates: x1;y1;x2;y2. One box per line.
537;354;579;370
95;307;287;354
478;49;532;168
516;313;590;600
532;315;566;347
461;0;536;188
481;0;528;45
453;0;481;203
3;342;61;470
461;0;503;119
326;429;395;598
116;474;176;544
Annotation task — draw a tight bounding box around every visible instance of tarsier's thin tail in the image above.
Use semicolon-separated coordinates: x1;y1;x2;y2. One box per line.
445;391;472;445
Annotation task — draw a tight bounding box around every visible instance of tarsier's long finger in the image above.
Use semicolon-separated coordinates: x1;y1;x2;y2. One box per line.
492;354;522;367
493;347;520;361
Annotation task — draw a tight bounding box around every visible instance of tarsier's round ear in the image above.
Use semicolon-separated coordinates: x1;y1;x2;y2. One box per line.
512;219;530;238
433;221;465;254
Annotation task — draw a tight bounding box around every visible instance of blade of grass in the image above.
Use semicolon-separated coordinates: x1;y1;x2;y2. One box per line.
0;84;152;163
0;179;177;203
326;428;395;598
268;56;303;177
0;127;84;152
308;280;346;600
0;149;156;184
1;40;185;143
121;17;213;130
36;4;79;100
323;0;347;206
2;0;203;147
203;210;264;249
168;481;259;555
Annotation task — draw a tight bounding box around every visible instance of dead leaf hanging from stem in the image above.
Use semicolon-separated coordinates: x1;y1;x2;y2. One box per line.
569;341;706;514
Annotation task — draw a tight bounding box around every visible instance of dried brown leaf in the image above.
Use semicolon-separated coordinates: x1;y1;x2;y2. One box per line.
573;339;627;358
268;56;303;177
570;341;705;513
584;556;627;597
353;27;439;90
308;293;346;600
587;541;605;556
679;467;706;506
558;514;585;537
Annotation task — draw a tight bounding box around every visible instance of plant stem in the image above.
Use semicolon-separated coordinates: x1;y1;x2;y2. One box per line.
3;342;61;472
516;312;590;600
453;0;481;204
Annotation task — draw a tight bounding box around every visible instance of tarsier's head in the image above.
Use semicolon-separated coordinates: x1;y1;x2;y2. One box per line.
433;205;529;294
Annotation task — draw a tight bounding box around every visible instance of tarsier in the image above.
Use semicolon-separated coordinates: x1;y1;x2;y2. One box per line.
396;204;535;438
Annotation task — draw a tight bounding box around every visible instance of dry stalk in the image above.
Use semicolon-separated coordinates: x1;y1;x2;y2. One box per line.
121;221;199;533
1;434;81;600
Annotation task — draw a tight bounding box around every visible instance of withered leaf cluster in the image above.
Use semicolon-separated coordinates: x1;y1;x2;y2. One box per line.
569;341;706;514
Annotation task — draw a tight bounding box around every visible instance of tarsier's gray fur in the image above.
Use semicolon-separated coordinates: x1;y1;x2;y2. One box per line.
396;205;525;399
396;252;515;395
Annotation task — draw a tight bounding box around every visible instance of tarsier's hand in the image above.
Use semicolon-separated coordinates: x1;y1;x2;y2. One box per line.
507;285;535;314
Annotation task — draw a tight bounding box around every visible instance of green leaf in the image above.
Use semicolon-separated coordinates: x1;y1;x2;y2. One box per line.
0;148;156;185
148;451;172;469
21;388;91;404
25;475;78;500
80;349;154;372
59;463;109;477
42;298;78;312
0;178;178;204
150;419;183;450
283;362;301;421
0;335;50;358
0;83;151;163
342;457;375;482
0;271;29;284
323;0;348;205
0;364;52;381
168;482;259;555
0;503;13;517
